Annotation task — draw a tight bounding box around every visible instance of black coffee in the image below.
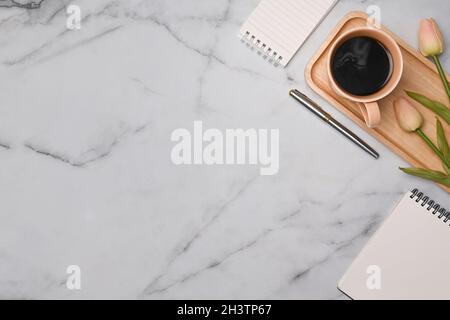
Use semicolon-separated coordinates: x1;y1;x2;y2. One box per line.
331;36;392;96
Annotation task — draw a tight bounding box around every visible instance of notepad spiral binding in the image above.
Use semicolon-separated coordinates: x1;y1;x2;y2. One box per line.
240;31;283;66
410;189;450;225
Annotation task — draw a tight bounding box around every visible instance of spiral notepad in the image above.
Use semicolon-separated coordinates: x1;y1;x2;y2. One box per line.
339;189;450;299
239;0;338;67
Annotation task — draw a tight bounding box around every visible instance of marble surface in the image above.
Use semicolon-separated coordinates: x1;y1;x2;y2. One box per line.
0;0;449;299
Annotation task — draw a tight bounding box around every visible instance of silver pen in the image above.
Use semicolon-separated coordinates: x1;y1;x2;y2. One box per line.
289;89;379;159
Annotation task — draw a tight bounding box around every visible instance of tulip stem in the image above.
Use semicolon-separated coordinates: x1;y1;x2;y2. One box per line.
432;55;450;104
416;128;446;163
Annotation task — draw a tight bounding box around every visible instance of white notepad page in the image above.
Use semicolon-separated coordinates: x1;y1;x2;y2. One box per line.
239;0;337;67
338;191;450;299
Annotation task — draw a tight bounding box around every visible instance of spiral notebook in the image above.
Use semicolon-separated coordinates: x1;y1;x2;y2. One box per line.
239;0;338;67
339;189;450;299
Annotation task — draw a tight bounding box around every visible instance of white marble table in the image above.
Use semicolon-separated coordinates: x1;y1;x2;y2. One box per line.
0;0;448;299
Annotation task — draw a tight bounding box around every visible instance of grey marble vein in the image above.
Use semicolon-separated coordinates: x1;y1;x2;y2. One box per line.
0;0;44;9
24;123;147;167
142;228;274;297
4;25;123;66
141;176;258;297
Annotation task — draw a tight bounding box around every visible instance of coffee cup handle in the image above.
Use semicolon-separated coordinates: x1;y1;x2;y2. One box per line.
360;102;381;128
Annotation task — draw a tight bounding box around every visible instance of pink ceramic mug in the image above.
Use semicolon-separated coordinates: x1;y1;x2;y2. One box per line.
327;27;403;128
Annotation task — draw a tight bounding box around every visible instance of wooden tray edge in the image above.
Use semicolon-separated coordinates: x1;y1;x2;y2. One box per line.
304;11;450;193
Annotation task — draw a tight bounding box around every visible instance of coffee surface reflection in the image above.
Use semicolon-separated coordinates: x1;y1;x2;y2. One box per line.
331;36;393;96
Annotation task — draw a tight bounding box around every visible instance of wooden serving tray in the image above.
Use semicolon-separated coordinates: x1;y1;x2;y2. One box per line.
305;11;450;193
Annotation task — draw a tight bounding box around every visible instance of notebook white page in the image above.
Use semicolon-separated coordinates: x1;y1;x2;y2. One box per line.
338;191;450;299
239;0;338;67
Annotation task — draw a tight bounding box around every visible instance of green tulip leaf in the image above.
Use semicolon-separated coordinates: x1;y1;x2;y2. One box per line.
416;129;444;161
400;167;450;187
406;91;450;125
445;164;450;175
436;118;450;173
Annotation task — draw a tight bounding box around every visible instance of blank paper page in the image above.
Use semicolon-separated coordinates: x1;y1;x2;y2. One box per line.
239;0;337;66
338;192;450;299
